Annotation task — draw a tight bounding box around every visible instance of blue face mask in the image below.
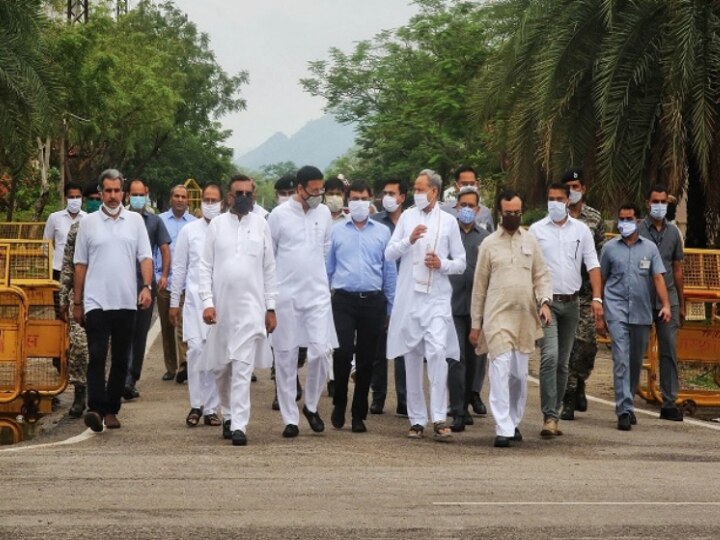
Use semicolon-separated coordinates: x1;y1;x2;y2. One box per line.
650;203;667;221
129;195;146;210
457;207;476;225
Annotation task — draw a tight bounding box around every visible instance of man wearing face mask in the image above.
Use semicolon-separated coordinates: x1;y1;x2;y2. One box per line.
529;182;602;438
638;184;685;422
370;178;408;416
560;167;606;420
122;179;172;400
58;184;102;418
441;165;495;232
169;184;222;430
448;186;490;432
274;173;296;207
44;182;87;281
324;177;348;225
470;190;553;448
600;204;671;431
267;165;338;438
326;180;396;433
198;175;276;446
73;169;153;432
386;169;466;441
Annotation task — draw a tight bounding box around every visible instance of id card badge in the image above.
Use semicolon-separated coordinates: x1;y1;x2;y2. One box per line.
639;257;651;270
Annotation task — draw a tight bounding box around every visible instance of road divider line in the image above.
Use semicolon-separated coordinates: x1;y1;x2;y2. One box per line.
433;501;720;506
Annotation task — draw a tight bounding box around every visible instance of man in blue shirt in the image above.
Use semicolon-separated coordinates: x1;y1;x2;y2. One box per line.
600;203;671;431
326;180;397;433
157;184;196;382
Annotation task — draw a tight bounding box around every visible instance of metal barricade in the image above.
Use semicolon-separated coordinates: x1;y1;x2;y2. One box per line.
0;222;46;241
0;283;28;404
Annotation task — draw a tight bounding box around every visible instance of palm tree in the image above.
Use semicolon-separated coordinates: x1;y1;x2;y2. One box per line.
473;0;720;246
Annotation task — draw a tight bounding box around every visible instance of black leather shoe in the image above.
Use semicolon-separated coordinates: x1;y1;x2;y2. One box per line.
69;385;86;419
231;430;247;446
512;428;523;442
251;372;257;383
351;418;367;433
396;403;408;417
617;413;631;431
162;371;175;381
122;385;139;401
369;400;384;414
451;415;465;433
222;420;232;440
494;436;510;448
175;362;188;384
302;406;324;433
331;406;345;429
83;411;104;433
659;406;683;422
464;413;474;426
576;379;588;412
271;393;280;411
560;403;575;421
630;411;638;425
282;424;299;438
471;393;487;415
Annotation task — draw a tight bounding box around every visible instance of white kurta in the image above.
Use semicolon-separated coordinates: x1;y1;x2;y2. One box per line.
267;198;338;351
170;218;211;343
198;211;277;370
385;204;466;360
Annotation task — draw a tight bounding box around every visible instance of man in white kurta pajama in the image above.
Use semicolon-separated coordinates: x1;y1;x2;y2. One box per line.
386;169;466;440
199;175;277;446
267;165;338;438
170;184;223;428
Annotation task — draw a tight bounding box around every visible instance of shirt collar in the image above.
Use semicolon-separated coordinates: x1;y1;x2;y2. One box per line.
643;217;666;231
100;206;126;221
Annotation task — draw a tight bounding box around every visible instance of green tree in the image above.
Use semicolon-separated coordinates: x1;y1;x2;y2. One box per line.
473;0;720;246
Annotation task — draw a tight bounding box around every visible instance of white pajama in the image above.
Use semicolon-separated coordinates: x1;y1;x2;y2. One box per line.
186;338;219;414
213;339;259;432
489;349;529;437
275;344;327;426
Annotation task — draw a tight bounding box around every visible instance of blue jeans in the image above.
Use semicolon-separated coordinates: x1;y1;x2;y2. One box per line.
607;320;650;416
539;299;579;420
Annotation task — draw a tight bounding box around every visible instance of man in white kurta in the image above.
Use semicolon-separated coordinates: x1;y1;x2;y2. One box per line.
198;176;277;446
170;184;223;428
267;165;338;438
386;169;466;439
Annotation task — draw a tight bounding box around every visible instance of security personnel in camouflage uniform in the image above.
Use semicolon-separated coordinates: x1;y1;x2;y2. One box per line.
560;168;606;420
59;184;102;418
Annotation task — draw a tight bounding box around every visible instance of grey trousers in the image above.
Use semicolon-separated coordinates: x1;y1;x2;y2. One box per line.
448;314;486;416
655;305;680;409
607;320;650;416
539;299;579;420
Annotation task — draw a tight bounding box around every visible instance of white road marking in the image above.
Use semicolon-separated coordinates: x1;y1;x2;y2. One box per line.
433;501;720;506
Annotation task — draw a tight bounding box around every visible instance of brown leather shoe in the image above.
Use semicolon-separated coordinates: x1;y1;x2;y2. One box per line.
104;414;121;429
540;418;562;438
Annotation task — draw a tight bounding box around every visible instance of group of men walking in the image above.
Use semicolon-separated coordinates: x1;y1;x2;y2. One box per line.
44;163;686;447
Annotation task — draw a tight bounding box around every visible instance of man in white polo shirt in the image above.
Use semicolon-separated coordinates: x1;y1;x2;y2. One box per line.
73;169;153;432
44;182;87;280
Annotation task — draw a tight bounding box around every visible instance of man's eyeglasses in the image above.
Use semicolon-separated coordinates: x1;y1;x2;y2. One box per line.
501;210;522;217
231;190;254;198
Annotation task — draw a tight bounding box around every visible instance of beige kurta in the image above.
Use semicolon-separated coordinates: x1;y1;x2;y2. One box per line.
470;227;553;359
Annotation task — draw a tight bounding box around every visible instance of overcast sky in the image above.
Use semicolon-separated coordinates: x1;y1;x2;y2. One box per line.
170;1;419;156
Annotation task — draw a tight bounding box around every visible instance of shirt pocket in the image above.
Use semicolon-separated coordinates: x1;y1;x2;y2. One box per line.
246;237;262;257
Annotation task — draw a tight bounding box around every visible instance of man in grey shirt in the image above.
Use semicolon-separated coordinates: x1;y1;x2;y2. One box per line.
599;203;671;431
638;184;685;421
441;165;494;232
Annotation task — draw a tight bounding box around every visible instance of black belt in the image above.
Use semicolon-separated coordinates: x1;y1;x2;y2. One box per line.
553;292;579;303
335;289;382;299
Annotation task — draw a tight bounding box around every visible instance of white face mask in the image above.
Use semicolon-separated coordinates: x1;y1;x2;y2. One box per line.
568;189;582;205
548;200;568;222
324;195;344;213
67;198;82;214
650;203;667;221
201;201;221;220
348;200;370;222
277;195;290;205
618;220;637;238
414;192;430;211
382;194;400;213
102;203;121;216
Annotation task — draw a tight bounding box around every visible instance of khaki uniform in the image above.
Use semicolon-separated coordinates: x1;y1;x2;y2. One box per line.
59;222;88;386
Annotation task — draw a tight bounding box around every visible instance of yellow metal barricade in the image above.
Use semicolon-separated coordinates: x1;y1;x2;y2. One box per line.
184;178;202;215
0;417;24;445
0;239;54;284
0;283;28;404
0;222;46;240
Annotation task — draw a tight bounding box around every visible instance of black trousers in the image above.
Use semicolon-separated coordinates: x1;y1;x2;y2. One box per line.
370;326;407;407
126;296;155;385
85;309;135;416
332;291;386;420
448;314;480;417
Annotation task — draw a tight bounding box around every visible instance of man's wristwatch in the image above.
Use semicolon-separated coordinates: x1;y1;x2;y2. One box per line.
142;283;152;291
267;309;275;313
592;297;603;304
540;297;552;307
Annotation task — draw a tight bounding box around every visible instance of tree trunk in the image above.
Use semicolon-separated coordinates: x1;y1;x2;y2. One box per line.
5;164;24;222
31;136;52;221
685;149;707;248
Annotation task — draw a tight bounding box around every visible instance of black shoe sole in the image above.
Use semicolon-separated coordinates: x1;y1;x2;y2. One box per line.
494;437;510;448
84;412;103;433
302;407;325;433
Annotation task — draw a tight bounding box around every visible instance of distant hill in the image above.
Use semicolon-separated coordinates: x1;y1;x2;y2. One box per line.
234;114;356;171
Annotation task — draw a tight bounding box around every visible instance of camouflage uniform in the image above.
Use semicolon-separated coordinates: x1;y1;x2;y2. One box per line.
565;204;605;396
59;222;88;387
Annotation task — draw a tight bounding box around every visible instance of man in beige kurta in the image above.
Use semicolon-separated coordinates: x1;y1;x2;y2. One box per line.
470;191;553;447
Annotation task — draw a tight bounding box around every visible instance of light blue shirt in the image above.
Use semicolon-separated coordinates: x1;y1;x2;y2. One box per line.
155;210;196;284
326;218;397;315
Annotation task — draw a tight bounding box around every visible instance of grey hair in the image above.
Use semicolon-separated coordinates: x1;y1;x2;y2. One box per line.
98;168;124;189
418;169;442;192
169;184;188;197
457;185;480;204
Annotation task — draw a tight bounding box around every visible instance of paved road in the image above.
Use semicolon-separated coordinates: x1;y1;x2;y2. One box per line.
2;328;719;540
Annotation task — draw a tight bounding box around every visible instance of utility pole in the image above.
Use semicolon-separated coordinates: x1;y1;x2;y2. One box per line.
117;0;128;18
67;0;89;24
